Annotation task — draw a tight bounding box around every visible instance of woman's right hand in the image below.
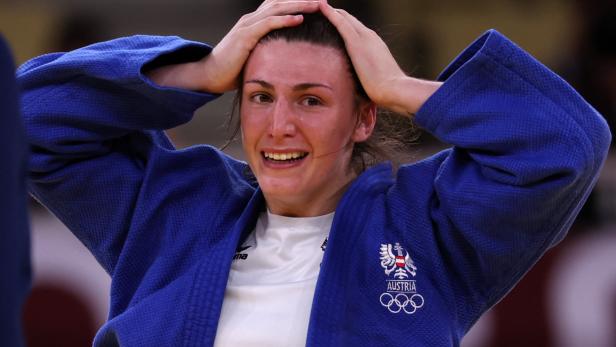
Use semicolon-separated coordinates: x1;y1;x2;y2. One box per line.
148;0;320;93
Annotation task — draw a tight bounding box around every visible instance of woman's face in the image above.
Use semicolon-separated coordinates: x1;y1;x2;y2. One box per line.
240;40;373;217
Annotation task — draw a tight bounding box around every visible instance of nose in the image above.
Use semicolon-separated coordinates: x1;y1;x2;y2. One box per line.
268;99;297;139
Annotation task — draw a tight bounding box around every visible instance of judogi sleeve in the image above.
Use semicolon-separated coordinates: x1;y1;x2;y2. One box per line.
17;35;217;274
399;29;611;333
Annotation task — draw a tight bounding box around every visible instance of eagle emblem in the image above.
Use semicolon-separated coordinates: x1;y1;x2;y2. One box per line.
379;242;417;279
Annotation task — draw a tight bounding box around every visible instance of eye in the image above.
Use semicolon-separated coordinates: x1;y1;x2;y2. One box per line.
249;93;273;104
300;96;323;107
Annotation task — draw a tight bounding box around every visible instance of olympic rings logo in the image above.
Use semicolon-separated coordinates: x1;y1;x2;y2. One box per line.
380;292;424;314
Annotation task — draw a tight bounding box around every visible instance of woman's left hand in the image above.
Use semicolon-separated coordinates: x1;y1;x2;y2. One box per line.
319;0;441;115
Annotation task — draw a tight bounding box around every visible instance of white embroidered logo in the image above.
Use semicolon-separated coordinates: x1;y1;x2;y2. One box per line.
379;243;424;314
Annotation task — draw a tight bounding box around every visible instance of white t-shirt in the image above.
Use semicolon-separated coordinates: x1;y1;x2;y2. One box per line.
213;210;333;347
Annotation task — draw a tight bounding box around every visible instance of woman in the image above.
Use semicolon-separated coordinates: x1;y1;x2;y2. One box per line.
18;0;611;346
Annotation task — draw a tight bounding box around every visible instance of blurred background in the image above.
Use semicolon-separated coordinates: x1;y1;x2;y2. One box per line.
1;0;614;346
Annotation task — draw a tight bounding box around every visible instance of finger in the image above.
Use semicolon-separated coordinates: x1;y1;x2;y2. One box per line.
248;1;320;25
319;0;360;39
335;8;373;37
243;1;319;26
245;14;305;44
256;0;272;10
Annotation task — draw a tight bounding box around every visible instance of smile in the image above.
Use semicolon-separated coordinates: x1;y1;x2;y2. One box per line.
262;151;308;162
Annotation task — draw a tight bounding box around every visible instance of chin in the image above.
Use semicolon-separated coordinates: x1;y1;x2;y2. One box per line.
259;178;303;198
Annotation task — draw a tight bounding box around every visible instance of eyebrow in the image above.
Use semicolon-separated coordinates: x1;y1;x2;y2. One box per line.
244;79;333;91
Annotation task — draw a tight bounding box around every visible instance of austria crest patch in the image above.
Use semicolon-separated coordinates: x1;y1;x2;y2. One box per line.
379;242;424;314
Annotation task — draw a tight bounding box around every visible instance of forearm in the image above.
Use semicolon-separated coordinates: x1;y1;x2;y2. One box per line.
146;51;237;94
146;60;207;91
381;76;443;116
146;53;233;94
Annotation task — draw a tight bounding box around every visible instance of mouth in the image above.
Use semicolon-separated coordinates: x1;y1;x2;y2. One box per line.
262;151;309;163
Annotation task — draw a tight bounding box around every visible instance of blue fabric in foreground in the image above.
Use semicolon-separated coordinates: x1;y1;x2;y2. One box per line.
0;35;30;347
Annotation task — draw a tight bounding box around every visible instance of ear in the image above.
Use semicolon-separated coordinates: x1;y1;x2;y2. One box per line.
352;101;377;142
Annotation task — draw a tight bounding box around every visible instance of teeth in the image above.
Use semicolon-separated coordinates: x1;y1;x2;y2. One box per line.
263;152;307;161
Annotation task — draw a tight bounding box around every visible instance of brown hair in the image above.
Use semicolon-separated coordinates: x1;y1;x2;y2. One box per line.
224;12;420;174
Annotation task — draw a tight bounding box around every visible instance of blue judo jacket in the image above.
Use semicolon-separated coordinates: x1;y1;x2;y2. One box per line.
0;35;30;347
18;30;611;346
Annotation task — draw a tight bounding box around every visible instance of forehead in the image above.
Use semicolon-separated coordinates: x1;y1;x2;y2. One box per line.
243;40;352;88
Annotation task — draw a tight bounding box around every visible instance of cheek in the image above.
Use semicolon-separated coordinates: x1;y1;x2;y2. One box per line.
305;118;356;160
240;108;259;141
240;110;258;155
317;110;357;143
